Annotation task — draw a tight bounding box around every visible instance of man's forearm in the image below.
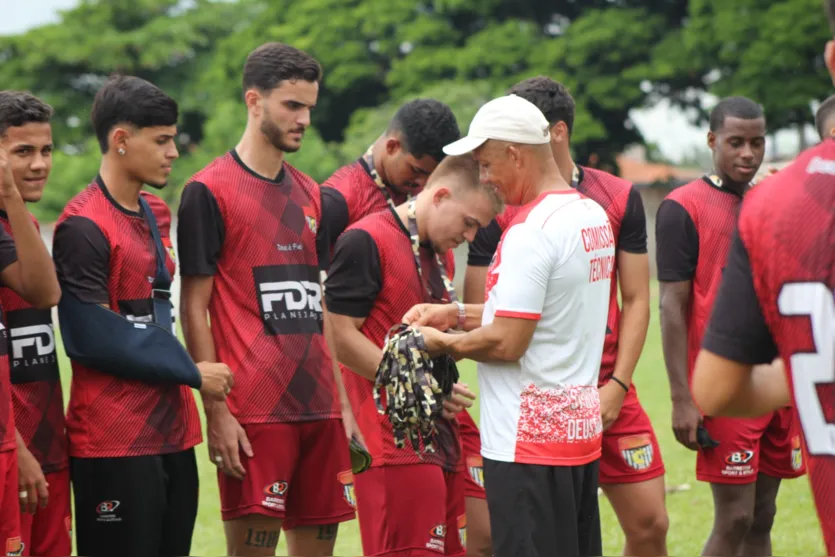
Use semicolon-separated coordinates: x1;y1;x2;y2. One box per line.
332;325;383;382
444;323;517;363
181;306;219;407
461;303;485;332
611;295;650;385
660;307;692;402
463;266;487;305
322;305;353;410
4;192;60;307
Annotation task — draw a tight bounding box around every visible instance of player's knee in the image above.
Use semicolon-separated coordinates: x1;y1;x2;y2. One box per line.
623;507;669;546
748;499;778;537
716;506;755;539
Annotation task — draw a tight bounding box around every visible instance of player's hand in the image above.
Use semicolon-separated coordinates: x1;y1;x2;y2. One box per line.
416;326;450;357
206;402;253;480
671;397;702;451
403;303;456;331
442;382;476;420
17;444;48;514
0;147;21;200
197;361;234;401
599;380;627;431
341;406;366;447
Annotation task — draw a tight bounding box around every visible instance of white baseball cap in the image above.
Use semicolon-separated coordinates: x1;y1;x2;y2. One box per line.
442;94;551;156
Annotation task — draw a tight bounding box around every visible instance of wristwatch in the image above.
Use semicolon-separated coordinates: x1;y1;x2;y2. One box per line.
455;301;466;331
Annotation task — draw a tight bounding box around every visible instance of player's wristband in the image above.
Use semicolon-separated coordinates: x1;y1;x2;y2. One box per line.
610;376;629;393
455;301;466;331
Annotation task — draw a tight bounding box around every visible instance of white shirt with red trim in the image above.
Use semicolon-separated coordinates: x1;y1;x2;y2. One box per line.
479;190;614;466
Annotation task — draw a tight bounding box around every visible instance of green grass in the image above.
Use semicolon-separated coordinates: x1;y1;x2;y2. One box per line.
53;292;825;556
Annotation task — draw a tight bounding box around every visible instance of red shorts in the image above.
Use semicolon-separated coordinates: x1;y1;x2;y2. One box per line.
0;449;22;556
354;464;466;556
218;420;355;528
19;468;72;557
599;388;666;484
698;407;806;484
459;415;485;500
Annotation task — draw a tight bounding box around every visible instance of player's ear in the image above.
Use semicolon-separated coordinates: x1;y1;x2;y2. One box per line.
385;136;402;156
826;40;835;87
550;122;567;145
110;126;131;155
707;131;717;151
507;144;522;168
244;88;262;117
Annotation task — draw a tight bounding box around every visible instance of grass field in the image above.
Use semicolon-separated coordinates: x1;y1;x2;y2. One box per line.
53;288;825;556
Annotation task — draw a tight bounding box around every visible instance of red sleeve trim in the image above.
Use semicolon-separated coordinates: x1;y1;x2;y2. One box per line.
494;310;541;320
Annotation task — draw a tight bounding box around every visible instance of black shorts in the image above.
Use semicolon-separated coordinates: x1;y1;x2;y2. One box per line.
483;458;602;557
71;448;199;557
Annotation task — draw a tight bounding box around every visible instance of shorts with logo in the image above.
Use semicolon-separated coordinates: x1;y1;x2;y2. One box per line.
70;448;199;557
459;421;485;499
19;468;72;557
218;420;355;528
0;448;22;556
697;407;806;484
599;387;666;484
354;464;466;556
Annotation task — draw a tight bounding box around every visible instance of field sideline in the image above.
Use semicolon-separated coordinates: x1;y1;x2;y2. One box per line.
52;286;824;556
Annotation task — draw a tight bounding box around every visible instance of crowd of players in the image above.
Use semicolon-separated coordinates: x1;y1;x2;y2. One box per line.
0;1;832;556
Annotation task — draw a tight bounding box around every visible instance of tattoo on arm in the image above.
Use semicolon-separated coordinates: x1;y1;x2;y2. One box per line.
244;528;280;549
317;524;338;541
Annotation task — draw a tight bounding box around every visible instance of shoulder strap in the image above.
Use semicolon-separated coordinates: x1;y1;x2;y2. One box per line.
137;195;174;333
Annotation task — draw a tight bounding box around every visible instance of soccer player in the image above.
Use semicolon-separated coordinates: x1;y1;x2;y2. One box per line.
0;95;62;557
815;94;835;140
691;1;835;551
0;91;71;556
325;154;497;557
463;76;666;557
177;42;359;557
656;96;805;557
52;75;233;557
406;94;613;557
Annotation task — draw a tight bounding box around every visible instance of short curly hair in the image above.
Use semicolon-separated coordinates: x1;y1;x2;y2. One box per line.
388;99;460;163
508;76;575;136
0;91;53;137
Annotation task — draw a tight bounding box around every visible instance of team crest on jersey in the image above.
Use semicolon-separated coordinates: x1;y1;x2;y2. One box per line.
467;455;485;488
457;514;467;549
5;537;23;556
791;435;803;471
619;434;654;471
338;470;356;508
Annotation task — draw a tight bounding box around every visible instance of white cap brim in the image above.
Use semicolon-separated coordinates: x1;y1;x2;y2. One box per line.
442;136;489;156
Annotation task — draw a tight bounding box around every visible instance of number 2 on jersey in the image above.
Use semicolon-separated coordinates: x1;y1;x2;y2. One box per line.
778;282;835;455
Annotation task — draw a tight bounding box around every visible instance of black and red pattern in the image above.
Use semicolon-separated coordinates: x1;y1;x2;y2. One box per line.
177;151;340;424
472;167;645;384
703;140;835;554
0;213;68;473
656;176;744;382
325;209;459;469
0;227;16;453
53;179;202;458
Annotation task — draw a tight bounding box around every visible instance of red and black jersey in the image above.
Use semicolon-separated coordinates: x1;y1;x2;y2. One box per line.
53;177;202;458
0;228;17;453
0;212;67;472
702;140;835;554
177;150;340;424
321;159;409;246
324;208;459;470
656;175;745;382
468;167;647;383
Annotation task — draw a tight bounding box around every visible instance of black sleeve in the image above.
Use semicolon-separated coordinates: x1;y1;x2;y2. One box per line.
619;187;648;254
0;226;17;275
53;216;111;304
316;190;331;272
702;229;778;364
321;187;350;246
176;181;225;276
324;229;382;318
655;199;699;281
467;219;502;266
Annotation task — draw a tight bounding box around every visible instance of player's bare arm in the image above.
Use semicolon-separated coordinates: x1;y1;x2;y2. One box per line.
328;313;382;381
601;250;650;430
0;147;60;308
693;352;789;418
402;301;485;332
15;428;48;515
463;266;488;305
659;280;700;450
180;274;251;479
420;315;538;363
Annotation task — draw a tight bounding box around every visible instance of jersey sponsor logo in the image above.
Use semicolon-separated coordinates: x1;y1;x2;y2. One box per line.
466;455;485;489
791;435;804;471
5;536;23;556
722;450;756;477
254;265;324;335
618;434;655;471
96;500;122;523
427;524;446;553
262;481;288;511
338;470;356;508
118;299;176;329
7;308;59;384
457;514;467;549
806;156;835;176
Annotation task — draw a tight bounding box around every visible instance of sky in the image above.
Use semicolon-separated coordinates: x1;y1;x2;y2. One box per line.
1;0;817;163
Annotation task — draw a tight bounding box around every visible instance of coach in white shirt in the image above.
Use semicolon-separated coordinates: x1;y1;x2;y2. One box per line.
403;95;615;557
